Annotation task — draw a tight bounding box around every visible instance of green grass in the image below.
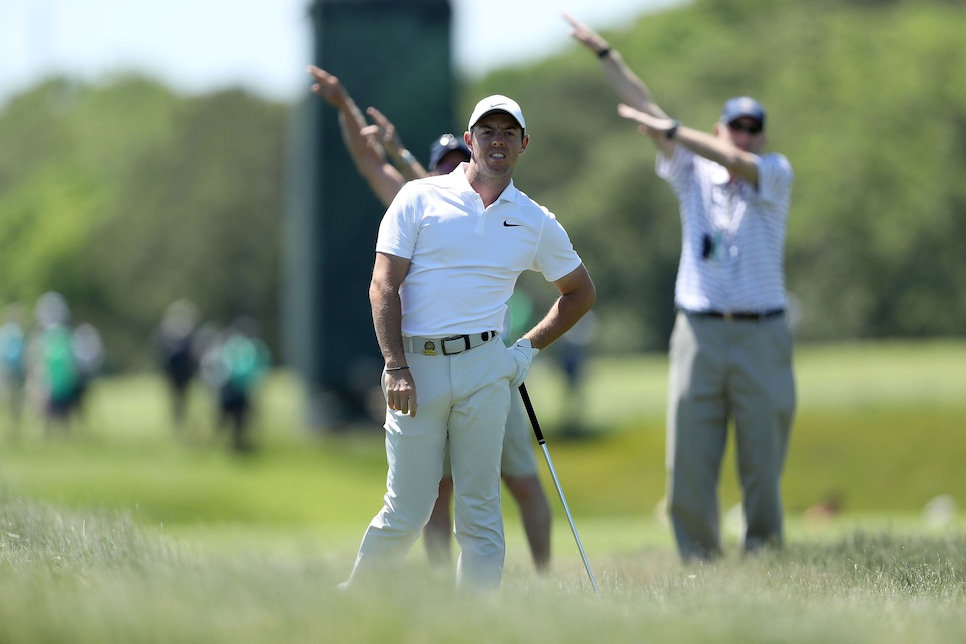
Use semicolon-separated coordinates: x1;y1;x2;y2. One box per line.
2;340;965;532
3;498;966;643
1;340;966;642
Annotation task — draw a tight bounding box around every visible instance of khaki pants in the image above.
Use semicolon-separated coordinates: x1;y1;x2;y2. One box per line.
666;311;796;560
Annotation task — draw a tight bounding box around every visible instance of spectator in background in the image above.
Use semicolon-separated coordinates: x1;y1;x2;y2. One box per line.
202;317;271;453
155;300;202;428
29;291;82;433
0;303;28;433
568;14;796;561
556;310;597;436
70;322;105;424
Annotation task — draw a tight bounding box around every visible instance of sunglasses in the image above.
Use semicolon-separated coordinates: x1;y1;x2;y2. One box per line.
727;120;763;135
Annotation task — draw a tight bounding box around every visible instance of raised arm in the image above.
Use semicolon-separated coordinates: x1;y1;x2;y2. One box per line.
617;104;761;185
361;107;428;181
564;13;669;120
307;65;406;207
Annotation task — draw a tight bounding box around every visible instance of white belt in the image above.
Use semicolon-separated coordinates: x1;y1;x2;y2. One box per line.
402;331;499;356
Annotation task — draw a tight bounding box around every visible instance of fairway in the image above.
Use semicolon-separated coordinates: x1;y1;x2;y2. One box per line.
1;339;964;552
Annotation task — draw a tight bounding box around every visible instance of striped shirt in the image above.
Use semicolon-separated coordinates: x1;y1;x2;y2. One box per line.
657;146;793;313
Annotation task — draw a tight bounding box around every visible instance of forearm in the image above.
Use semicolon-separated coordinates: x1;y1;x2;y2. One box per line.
339;108;407;206
369;253;410;368
369;284;407;368
338;102;381;172
565;14;667;118
363;107;428;180
526;292;596;351
599;49;668;119
673;124;759;182
370;253;418;416
523;266;596;351
381;141;427;181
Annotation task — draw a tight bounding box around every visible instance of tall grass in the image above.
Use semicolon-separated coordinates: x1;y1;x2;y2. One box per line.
1;340;965;641
2;497;966;643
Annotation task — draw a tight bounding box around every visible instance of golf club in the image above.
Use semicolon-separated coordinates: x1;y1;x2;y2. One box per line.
518;383;600;595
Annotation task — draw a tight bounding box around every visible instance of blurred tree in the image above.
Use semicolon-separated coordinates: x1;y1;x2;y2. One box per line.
0;78;286;369
83;88;287;366
466;0;966;350
0;0;964;367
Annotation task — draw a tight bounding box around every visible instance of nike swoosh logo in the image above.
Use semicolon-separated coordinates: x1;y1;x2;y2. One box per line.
503;220;521;227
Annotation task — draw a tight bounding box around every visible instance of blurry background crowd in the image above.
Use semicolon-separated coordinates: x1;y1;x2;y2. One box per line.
0;295;270;452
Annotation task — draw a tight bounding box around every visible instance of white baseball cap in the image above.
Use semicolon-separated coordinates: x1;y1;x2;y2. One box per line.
467;94;526;132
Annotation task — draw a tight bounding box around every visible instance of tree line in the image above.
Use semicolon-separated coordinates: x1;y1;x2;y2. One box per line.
0;0;963;369
0;78;286;369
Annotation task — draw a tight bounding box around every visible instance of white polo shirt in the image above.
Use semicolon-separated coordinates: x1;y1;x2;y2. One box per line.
375;163;582;337
657;145;793;313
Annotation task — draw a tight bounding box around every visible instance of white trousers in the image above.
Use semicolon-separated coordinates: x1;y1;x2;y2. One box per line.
346;337;515;590
442;386;539;478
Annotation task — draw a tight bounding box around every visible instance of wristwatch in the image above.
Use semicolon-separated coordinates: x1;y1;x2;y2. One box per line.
666;120;681;140
398;149;416;165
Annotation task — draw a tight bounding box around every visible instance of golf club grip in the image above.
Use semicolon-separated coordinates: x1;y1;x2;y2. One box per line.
518;383;546;445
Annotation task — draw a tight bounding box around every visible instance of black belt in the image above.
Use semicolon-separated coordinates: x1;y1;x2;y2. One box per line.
686;309;785;322
402;331;499;355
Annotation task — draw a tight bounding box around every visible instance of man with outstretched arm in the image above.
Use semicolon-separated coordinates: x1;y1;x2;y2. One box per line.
567;14;796;561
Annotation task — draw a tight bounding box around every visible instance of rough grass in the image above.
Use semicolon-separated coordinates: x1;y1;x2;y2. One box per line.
2;498;966;643
1;340;965;641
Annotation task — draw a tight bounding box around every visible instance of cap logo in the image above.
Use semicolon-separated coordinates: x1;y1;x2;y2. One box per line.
468;94;526;131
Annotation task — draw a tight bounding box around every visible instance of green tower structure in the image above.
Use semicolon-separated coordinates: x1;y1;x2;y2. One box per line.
284;0;455;429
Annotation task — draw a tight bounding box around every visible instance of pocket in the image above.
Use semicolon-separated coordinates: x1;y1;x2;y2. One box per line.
502;345;519;383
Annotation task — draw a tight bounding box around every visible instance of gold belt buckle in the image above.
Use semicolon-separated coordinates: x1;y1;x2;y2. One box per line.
423;339;437;356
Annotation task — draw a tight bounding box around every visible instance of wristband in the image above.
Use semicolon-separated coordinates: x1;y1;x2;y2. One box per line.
666;119;681;140
597;47;611;59
385;365;410;372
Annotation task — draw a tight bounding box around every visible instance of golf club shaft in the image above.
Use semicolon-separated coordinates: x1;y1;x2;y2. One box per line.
519;383;600;595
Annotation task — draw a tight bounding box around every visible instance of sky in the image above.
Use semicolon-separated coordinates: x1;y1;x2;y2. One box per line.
0;0;682;108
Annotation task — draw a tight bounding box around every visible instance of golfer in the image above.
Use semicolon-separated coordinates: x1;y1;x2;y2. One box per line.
308;65;553;572
567;14;795;561
342;94;595;590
